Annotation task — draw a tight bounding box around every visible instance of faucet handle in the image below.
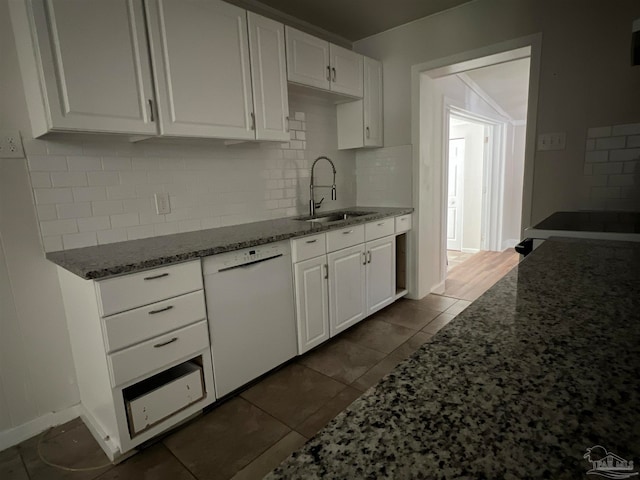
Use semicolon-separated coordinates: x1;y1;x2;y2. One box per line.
314;197;325;209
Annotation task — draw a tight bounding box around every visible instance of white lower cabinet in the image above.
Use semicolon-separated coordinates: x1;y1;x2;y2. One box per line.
56;260;214;461
293;216;407;354
294;255;330;354
328;244;367;336
366;236;396;315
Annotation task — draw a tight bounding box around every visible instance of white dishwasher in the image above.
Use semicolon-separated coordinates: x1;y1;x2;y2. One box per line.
203;241;297;397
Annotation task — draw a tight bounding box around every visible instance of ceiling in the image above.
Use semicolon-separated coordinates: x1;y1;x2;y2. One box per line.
463;58;531;121
253;0;475;41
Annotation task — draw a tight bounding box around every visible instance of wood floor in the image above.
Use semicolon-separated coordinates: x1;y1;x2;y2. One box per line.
443;249;520;301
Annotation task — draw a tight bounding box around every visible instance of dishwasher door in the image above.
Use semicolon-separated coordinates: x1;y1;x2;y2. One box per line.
203;242;297;397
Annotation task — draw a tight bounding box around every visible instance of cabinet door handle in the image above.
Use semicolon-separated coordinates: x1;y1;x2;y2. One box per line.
366;126;370;138
377;222;385;226
362;252;367;265
342;230;353;235
367;251;372;264
250;112;256;130
148;305;173;315
324;264;328;279
144;272;169;281
306;239;317;244
148;99;155;122
285;116;290;132
326;65;331;81
332;67;336;82
153;337;177;348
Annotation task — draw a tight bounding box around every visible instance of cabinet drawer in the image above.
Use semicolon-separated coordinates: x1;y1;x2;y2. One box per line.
96;260;203;317
102;291;206;353
326;224;365;253
108;320;209;387
395;214;412;234
365;218;395;241
291;233;327;262
125;362;205;437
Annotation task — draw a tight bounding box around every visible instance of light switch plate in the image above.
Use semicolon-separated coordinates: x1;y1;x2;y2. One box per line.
154;192;171;214
0;130;25;158
537;132;566;151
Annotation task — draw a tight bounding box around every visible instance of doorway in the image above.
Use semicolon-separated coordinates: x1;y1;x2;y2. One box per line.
409;35;540;298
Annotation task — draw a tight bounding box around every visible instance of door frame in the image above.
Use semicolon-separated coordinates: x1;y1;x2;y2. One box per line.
409;34;541;298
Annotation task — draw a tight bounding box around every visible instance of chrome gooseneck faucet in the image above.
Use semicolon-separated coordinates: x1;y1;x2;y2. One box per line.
309;156;337;217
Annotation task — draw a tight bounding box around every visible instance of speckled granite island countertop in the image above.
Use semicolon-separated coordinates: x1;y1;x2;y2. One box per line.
266;237;640;479
46;206;412;279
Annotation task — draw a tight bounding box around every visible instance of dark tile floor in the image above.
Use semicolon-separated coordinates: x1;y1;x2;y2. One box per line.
1;294;471;480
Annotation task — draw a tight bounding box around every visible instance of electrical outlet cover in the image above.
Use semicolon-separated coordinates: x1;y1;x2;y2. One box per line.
0;130;25;158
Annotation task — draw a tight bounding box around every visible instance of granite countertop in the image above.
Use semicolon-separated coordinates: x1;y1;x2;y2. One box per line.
525;211;640;242
266;237;640;479
46;206;412;280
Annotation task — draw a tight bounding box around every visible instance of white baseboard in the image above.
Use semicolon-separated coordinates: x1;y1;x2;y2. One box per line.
461;247;480;254
431;279;446;295
0;404;81;451
501;238;519;250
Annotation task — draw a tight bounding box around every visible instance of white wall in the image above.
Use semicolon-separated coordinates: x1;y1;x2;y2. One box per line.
354;0;640;224
0;0;79;447
0;0;355;447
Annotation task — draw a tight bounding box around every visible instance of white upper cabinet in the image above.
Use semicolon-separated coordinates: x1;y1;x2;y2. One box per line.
285;27;363;98
285;26;331;90
11;0;157;137
145;0;254;139
330;45;364;98
363;57;383;147
248;13;290;142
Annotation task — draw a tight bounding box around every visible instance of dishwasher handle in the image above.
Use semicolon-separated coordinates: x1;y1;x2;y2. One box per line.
217;254;284;272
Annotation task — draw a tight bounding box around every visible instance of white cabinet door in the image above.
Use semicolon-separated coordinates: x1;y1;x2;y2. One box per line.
366;236;396;315
294;256;330;354
363;57;383;147
30;0;156;135
145;0;254;139
328;244;367;336
329;45;363;97
248;13;290;142
285;26;331;90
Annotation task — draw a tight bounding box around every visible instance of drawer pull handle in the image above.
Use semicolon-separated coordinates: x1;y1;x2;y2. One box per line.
154;337;178;348
362;252;367;265
377;222;385;226
367;251;372;264
306;239;317;244
149;305;174;315
343;230;353;235
324;264;328;279
144;272;169;281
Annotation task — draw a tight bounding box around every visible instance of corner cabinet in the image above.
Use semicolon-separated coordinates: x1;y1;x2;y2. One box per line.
10;0;157;137
337;57;383;149
286;26;363;98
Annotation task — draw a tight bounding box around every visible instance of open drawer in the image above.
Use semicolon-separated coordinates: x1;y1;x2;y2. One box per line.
123;359;205;437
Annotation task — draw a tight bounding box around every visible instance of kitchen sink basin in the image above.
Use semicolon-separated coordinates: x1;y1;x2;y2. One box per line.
298;211;374;223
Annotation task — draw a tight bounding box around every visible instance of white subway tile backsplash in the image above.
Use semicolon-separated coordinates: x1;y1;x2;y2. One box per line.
609;148;640;162
587;126;612;138
56;202;92;219
40;219;78;236
87;171;119;186
585;139;595;151
34;188;73;205
585;151;608;163
29;172;52;188
26;99;357;251
628;136;640;148
623;161;637;174
110;213;139;228
593;162;624;175
67;155;103;171
50;172;88;187
28;155;68;172
595;136;626;150
77;216;111;232
608;174;635;186
611;123;640;136
92;200;124;216
42;235;63;252
62;232;97;249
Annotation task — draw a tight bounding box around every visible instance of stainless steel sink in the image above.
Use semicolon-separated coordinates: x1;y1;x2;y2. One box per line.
298;211;374;223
